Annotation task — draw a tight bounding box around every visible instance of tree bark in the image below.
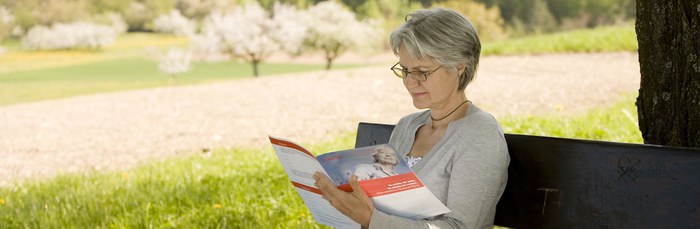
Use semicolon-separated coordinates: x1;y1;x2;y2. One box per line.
635;0;700;147
252;59;260;77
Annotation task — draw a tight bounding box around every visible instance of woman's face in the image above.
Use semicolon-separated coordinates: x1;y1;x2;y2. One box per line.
398;44;463;110
375;149;398;165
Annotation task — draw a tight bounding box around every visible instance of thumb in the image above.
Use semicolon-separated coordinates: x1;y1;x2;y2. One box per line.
349;175;369;198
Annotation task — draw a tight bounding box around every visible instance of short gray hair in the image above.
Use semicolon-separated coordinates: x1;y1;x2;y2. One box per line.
390;8;481;91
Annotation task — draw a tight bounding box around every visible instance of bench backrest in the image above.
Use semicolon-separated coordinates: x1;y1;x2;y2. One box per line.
355;122;700;228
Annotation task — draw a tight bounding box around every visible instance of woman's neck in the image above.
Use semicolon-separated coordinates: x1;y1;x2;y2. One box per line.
430;97;470;129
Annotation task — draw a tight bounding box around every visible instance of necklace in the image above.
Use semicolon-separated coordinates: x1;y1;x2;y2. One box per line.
430;100;469;121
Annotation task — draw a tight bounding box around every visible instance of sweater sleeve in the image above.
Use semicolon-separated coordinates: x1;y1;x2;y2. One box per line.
442;121;510;228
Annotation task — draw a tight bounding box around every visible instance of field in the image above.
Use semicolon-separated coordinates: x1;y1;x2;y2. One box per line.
0;25;641;227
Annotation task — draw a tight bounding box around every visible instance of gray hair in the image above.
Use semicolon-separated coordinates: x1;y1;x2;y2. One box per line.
390;8;481;91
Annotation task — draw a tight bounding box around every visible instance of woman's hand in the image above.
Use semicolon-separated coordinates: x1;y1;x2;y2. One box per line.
313;172;374;228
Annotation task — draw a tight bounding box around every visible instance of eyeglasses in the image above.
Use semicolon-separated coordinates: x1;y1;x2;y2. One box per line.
390;62;443;82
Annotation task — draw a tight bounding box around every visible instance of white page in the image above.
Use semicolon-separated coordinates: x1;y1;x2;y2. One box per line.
270;136;360;229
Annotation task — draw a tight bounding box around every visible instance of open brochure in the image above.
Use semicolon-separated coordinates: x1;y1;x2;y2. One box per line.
269;136;451;229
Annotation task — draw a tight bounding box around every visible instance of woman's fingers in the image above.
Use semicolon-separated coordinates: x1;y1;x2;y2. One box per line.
349;175;371;202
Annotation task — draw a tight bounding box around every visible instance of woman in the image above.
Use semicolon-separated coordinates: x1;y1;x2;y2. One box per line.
353;146;399;181
313;8;510;229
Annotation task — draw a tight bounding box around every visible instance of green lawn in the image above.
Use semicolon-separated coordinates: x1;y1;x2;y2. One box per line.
0;95;642;228
0;57;356;105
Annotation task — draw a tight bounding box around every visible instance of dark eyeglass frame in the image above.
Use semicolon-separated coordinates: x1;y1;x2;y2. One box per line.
390;62;443;82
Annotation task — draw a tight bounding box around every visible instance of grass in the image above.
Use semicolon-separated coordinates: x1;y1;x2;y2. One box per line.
501;94;643;143
483;25;638;55
0;57;356;105
0;95;641;228
0;33;360;106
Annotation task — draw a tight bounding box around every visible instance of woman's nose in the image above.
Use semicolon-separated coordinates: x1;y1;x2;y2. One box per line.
403;77;419;88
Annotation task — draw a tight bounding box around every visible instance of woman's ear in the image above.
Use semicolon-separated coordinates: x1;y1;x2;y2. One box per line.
456;63;467;76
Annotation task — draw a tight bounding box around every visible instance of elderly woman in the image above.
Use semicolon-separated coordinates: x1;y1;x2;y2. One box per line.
353;146;399;181
313;8;510;229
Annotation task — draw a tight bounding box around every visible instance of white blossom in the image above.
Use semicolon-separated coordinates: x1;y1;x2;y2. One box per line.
193;2;308;76
154;10;196;36
269;2;309;54
158;48;192;77
21;22;117;50
304;1;382;68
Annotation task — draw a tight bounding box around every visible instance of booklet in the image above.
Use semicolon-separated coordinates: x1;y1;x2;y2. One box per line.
269;136;451;229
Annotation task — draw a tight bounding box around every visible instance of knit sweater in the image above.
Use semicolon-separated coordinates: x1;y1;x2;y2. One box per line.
368;103;510;229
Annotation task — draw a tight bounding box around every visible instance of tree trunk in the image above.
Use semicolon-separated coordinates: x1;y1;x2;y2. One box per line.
325;57;334;70
635;0;700;147
252;59;260;77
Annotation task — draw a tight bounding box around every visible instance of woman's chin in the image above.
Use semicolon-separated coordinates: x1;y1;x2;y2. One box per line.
412;100;429;109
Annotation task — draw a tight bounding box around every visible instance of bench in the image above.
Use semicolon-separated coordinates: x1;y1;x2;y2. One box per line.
355;122;700;228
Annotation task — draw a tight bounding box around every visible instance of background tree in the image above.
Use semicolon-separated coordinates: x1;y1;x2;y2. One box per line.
304;1;381;70
636;0;700;148
195;2;307;77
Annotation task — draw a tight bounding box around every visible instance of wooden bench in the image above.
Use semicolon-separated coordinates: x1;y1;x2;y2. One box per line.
355;122;700;228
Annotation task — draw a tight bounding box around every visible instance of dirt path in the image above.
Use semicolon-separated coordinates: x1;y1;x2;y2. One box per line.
0;52;640;186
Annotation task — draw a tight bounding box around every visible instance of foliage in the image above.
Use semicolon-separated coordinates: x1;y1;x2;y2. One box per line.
90;12;129;34
0;95;641;227
175;0;236;20
21;22;118;50
0;0;638;55
120;0;175;31
153;9;196;36
303;1;382;70
434;0;507;42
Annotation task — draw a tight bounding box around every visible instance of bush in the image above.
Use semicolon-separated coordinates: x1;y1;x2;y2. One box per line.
21;22;117;50
157;48;192;77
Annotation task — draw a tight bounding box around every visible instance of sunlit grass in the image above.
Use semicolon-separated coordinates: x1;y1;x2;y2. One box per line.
0;33;188;73
483;26;638;55
500;94;642;143
0;58;358;106
0;95;641;227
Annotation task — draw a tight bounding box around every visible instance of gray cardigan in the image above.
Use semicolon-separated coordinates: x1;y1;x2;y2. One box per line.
368;103;510;229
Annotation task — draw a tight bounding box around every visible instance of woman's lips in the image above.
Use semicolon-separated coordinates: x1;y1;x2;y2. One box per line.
412;92;427;97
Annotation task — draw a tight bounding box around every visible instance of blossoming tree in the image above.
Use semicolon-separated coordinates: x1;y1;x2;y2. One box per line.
192;2;307;77
304;1;381;70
